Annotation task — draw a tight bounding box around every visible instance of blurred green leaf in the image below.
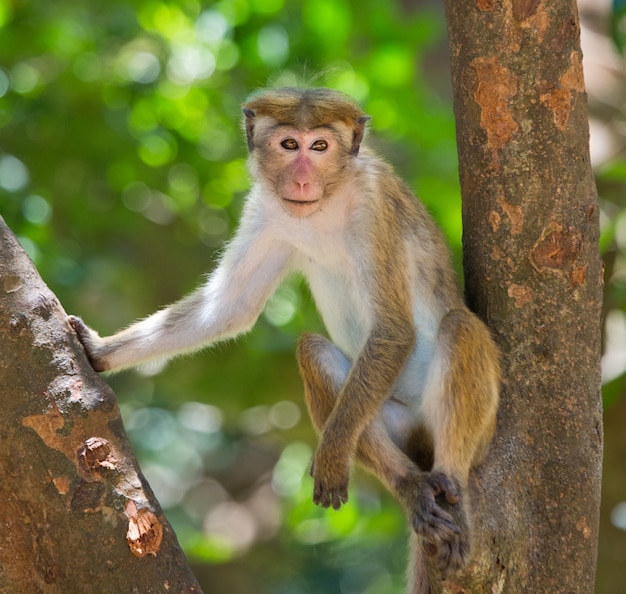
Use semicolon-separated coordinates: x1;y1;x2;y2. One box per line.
611;0;626;54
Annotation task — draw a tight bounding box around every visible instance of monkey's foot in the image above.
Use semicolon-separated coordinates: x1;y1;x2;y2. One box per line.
309;446;350;510
398;471;470;576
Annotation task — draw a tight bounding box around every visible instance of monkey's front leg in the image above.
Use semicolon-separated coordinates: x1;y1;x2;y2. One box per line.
304;322;416;509
309;437;352;510
69;230;292;373
298;334;354;509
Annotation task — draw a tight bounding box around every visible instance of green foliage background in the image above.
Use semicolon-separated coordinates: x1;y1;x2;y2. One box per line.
1;0;624;592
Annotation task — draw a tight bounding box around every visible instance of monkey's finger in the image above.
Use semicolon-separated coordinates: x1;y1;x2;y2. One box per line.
415;516;460;541
438;481;460;505
428;511;462;537
413;506;461;539
331;489;348;510
431;502;458;524
68;315;88;337
443;489;459;505
313;482;331;508
438;534;471;577
420;497;457;526
427;473;459;504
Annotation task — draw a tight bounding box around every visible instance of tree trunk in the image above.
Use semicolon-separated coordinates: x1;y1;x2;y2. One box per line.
437;0;604;592
0;215;202;593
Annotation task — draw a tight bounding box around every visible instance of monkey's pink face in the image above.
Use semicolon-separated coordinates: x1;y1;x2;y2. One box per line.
268;127;348;218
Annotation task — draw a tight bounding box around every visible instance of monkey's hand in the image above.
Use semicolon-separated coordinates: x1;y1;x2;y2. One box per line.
309;441;351;510
68;315;110;372
396;471;470;577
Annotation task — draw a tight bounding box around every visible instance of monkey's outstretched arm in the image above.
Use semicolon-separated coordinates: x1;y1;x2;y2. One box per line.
70;221;292;372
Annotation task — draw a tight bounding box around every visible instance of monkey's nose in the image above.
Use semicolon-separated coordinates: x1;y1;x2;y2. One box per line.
293;180;311;195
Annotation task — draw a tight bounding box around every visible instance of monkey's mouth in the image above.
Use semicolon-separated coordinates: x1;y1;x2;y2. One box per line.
282;197;320;205
281;197;321;217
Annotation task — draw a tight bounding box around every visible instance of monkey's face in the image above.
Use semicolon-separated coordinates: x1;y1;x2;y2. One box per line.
259;125;354;218
242;90;369;218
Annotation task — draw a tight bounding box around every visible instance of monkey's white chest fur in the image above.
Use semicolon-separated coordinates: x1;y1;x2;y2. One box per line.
267;191;373;356
272;194;437;404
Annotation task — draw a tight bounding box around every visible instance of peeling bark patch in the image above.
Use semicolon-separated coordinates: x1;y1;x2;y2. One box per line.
477;0;495;10
517;2;549;43
22;402;66;451
569;266;586;288
77;437;118;476
473;57;519;155
489;210;501;232
52;475;71;495
561;51;585;93
497;196;523;234
126;501;163;558
576;516;592;539
530;222;581;273
67;377;84;403
507;283;534;308
3;274;22;293
539;52;585;130
539;88;571;130
513;0;540;21
23;400;159;557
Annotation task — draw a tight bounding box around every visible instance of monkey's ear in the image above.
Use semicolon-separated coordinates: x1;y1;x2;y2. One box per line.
350;116;371;156
243;107;256;152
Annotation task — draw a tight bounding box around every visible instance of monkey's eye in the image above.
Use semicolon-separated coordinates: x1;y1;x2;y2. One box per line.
311;140;328;152
281;139;299;150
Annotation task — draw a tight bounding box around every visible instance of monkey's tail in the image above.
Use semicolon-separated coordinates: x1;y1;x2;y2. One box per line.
407;534;431;594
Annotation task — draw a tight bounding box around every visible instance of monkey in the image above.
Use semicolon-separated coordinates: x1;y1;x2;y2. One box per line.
69;87;500;582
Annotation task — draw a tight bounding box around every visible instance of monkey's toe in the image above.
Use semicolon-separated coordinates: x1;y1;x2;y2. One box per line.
312;480;348;509
417;512;470;577
407;473;461;541
427;472;460;505
414;473;471;576
412;497;460;542
430;531;471;577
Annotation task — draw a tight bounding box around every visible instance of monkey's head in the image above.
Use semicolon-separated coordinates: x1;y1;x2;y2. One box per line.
243;87;370;218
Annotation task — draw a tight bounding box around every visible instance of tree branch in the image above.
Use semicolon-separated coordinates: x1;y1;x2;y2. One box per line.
0;215;202;593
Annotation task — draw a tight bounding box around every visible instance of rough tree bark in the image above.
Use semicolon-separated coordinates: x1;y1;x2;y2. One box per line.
0;216;202;593
435;0;604;592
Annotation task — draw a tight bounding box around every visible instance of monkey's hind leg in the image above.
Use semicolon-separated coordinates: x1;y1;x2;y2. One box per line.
417;308;500;575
